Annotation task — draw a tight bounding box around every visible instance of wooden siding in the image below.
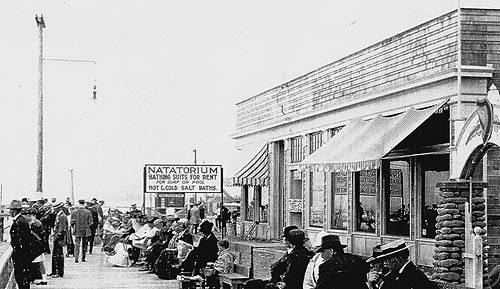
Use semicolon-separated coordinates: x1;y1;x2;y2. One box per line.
235;9;500;137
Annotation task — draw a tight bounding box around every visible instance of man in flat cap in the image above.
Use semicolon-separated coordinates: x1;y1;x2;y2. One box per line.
49;202;67;278
71;199;93;263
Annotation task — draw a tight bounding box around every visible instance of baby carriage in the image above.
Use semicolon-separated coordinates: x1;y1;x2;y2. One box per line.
103;234;122;256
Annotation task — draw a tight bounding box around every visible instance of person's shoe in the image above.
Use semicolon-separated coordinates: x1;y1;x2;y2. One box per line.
75;260;78;263
47;273;56;277
50;275;60;278
35;281;48;285
82;259;86;262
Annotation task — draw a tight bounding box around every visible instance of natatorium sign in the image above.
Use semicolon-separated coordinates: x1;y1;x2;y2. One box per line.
144;164;223;193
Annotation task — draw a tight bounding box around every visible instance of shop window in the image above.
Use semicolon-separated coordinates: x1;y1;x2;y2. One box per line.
355;169;377;233
245;186;255;221
291;136;304;163
385;160;410;236
259;186;269;223
331;172;348;230
310;131;323;154
421;154;449;238
309;171;324;228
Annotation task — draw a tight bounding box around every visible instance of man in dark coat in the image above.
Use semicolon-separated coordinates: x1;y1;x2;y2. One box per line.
371;239;437;289
195;220;218;272
86;201;99;254
9;199;35;289
270;228;314;289
49;202;68;277
71;199;93;263
315;235;368;289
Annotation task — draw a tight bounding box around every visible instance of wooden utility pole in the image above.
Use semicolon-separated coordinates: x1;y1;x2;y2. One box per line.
68;169;75;204
35;14;46;196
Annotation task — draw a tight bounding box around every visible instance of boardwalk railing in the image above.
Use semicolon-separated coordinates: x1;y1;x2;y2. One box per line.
0;245;15;289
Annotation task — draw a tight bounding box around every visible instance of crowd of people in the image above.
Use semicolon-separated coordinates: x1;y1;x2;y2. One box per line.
100;204;235;289
8;197;104;289
245;225;437;289
8;195;444;289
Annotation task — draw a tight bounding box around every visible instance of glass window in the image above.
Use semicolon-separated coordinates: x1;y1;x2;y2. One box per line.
291;136;304;163
385;160;410;236
331;172;348;230
421;154;449;238
259;186;269;223
245;186;255;221
310;131;323;154
309;171;324;228
355;170;377;233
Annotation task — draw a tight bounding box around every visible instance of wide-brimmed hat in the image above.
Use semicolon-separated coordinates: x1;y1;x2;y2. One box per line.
53;202;64;209
200;220;214;234
281;225;299;239
366;244;383;263
370;239;411;261
10;200;22;210
489;265;500;288
316;234;347;252
287;229;309;246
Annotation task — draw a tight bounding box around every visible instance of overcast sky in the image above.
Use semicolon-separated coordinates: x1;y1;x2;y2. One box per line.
0;0;498;207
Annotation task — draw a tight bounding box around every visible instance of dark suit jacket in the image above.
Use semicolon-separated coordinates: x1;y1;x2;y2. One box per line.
315;252;369;289
272;245;314;289
196;232;218;269
380;261;437;289
71;207;93;237
54;211;68;245
10;214;34;262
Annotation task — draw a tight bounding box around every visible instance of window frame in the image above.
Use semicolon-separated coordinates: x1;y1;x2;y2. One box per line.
309;131;323;154
291;136;304;163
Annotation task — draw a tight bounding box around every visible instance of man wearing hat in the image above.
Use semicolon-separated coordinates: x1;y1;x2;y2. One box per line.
367;239;436;289
303;231;329;289
194;220;219;272
71;199;93;263
49;202;67;278
9;199;37;289
315;235;368;289
270;226;314;289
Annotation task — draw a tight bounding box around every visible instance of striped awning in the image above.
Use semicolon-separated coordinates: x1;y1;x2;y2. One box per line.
300;98;448;172
232;144;269;186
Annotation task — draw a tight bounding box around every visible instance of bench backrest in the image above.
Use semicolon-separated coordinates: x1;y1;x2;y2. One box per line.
233;263;251;278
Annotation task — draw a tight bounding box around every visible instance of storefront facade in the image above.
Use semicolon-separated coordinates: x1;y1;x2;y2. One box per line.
232;8;500;268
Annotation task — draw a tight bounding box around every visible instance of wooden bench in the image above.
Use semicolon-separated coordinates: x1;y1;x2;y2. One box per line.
219;243;253;289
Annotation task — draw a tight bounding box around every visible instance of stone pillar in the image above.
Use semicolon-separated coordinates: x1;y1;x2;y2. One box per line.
433;180;487;284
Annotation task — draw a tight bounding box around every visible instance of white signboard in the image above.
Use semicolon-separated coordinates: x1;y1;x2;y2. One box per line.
144;164;222;193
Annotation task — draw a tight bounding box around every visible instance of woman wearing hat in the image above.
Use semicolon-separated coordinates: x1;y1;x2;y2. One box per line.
194;220;219;272
270;227;314;289
315;235;368;289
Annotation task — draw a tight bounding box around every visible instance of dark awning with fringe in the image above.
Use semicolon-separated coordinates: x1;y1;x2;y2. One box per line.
232;144;269;186
300;99;448;172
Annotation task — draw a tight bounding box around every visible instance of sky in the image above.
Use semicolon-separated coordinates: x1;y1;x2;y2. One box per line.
0;0;498;207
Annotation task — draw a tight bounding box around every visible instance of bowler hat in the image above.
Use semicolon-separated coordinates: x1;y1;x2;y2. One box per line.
281;225;299;239
316;234;347;252
78;199;85;204
199;220;214;234
10;199;22;209
287;229;308;246
489;265;500;288
371;239;410;261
